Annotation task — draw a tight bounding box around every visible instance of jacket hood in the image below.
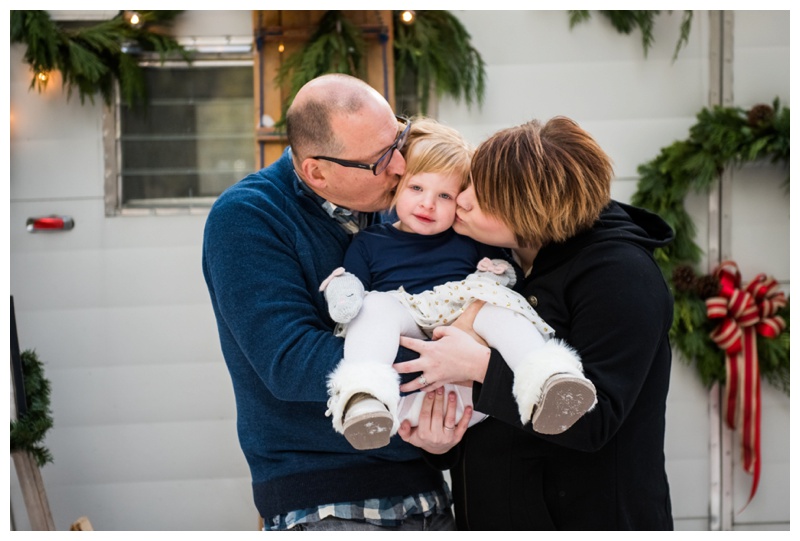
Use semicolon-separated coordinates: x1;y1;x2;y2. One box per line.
533;200;673;275
593;200;674;250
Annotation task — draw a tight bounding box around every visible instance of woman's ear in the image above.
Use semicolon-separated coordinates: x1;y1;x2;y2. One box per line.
299;157;327;190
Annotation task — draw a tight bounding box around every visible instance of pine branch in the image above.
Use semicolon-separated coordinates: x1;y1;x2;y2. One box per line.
569;10;693;60
394;10;485;114
10;350;54;467
11;10;190;108
275;10;366;122
674;11;693;61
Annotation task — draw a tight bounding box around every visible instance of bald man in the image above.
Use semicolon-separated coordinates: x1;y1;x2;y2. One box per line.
203;75;455;531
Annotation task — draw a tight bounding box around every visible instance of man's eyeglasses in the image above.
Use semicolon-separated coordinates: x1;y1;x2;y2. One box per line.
313;115;411;176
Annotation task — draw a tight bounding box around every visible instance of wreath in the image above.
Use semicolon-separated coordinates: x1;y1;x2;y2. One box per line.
10;350;54;467
631;99;790;393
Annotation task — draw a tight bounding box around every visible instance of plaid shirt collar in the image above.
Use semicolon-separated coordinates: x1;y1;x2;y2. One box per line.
293;159;365;234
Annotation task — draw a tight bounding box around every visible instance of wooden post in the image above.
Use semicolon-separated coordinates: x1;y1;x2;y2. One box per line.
252;10;395;169
11;451;56;530
11;296;56;531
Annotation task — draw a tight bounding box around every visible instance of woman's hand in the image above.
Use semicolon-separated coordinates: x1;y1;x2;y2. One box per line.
397;387;471;454
396;301;490;393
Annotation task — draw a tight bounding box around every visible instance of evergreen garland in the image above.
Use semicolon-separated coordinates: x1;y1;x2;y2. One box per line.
275;10;367;121
273;10;486;120
393;10;486;114
10;350;55;467
10;10;190;109
569;10;693;60
631;100;790;391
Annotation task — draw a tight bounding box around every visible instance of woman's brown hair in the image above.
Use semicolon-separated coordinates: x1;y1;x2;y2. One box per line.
470;116;613;247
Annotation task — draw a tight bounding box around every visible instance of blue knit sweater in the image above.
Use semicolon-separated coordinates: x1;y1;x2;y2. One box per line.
202;149;445;520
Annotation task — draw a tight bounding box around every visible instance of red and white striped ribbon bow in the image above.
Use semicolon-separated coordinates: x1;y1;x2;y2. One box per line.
705;260;786;506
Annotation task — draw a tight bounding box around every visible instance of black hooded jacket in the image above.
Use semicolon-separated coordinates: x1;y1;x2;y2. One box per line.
451;201;675;530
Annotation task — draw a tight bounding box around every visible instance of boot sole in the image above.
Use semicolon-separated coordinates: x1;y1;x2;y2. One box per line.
532;376;596;435
343;411;394;450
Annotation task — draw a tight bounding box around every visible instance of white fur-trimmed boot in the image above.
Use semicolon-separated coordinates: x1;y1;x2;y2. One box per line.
325;359;400;450
512;339;598;434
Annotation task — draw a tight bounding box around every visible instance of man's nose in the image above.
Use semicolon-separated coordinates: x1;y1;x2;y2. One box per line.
386;148;406;177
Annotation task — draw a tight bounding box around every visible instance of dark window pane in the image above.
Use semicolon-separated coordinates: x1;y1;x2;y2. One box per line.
119;64;254;207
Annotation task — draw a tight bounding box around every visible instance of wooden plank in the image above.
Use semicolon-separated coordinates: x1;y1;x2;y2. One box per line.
365;10;394;107
11;297;55;531
12;451;56;531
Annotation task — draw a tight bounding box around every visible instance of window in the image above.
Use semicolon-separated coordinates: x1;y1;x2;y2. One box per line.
106;51;254;214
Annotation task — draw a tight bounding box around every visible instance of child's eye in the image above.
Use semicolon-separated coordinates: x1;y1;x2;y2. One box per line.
439;193;453;200
409;185;422;191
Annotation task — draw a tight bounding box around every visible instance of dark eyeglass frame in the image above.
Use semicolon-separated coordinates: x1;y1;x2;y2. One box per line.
313;115;411;176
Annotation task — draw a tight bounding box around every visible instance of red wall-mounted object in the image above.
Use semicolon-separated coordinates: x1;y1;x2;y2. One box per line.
26;216;75;232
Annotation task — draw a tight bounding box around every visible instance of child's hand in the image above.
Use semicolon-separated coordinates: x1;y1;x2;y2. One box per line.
319;268;365;323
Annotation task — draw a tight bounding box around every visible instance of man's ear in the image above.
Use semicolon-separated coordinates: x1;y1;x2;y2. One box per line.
299;157;327;190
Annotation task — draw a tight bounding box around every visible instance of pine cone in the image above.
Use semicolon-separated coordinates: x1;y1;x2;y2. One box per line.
747;104;774;127
694;274;721;299
672;265;697;293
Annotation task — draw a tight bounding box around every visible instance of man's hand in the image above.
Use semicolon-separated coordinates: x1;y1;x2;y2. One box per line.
397;387;471;454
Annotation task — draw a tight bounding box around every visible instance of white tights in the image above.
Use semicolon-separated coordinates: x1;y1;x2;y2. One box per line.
343;293;550;426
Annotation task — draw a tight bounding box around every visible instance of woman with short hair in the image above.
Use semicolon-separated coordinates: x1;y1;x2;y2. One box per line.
396;116;675;530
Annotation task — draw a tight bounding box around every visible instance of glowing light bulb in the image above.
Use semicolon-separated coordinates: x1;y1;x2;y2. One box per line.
125;11;143;28
278;43;285;53
401;11;416;25
36;71;48;83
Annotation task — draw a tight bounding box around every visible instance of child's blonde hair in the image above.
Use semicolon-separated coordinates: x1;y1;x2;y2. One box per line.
392;117;473;206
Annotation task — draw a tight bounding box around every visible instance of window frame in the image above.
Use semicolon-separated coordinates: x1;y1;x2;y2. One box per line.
104;40;254;216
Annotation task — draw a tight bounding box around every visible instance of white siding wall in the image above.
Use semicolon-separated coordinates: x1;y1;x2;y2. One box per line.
9;11;256;532
439;10;789;531
727;12;790;524
8;10;789;531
